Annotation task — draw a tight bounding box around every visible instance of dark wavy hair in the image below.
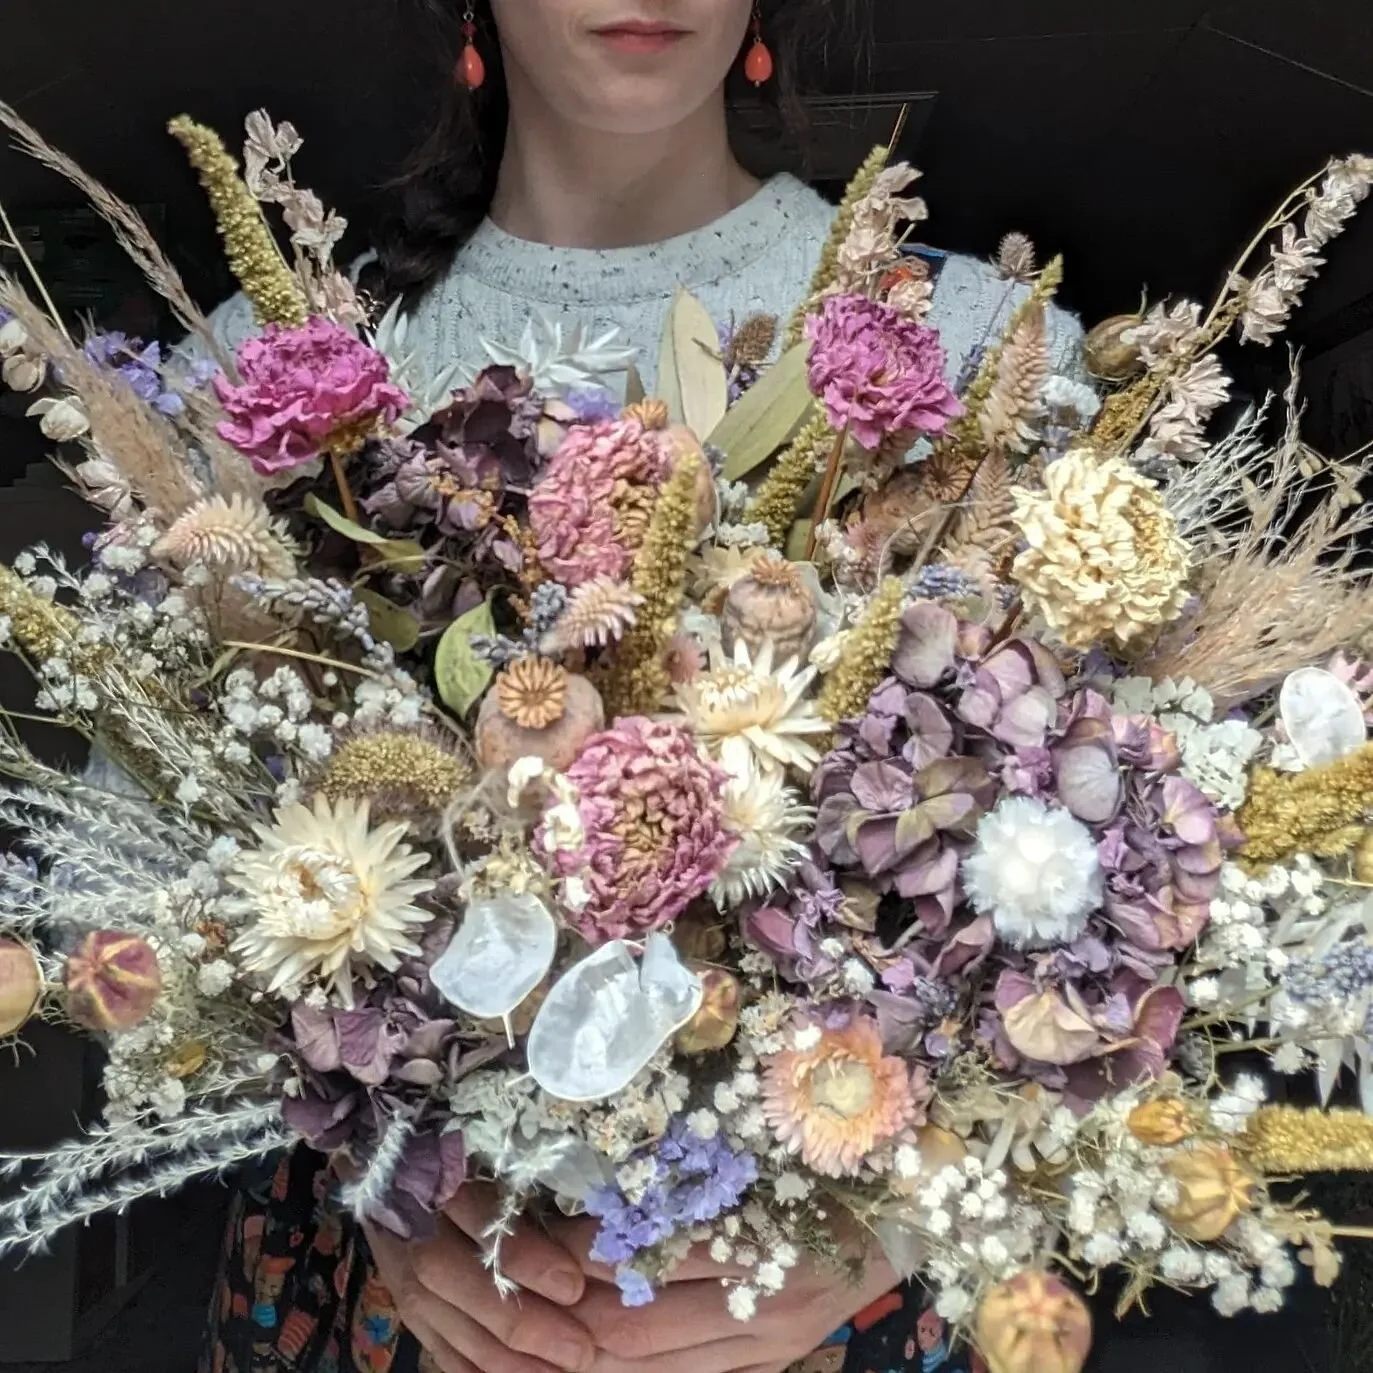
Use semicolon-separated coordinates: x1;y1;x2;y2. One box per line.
369;0;867;303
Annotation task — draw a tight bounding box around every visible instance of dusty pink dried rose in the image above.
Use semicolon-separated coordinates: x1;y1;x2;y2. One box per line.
805;294;962;449
527;418;673;587
215;317;409;476
540;718;733;944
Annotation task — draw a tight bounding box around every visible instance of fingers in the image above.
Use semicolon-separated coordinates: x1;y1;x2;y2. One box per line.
405;1312;479;1373
588;1334;762;1373
574;1279;751;1360
446;1185;587;1306
411;1217;597;1372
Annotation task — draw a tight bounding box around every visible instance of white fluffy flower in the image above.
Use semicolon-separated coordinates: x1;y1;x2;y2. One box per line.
726;1286;758;1321
711;756;812;907
963;796;1103;947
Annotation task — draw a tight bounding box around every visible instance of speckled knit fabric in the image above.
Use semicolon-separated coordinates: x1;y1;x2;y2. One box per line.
196;173;1083;390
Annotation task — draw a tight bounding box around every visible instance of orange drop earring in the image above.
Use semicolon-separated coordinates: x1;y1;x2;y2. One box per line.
457;4;486;89
744;4;773;86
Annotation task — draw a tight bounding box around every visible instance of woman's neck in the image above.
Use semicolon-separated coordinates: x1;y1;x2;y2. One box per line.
489;88;759;250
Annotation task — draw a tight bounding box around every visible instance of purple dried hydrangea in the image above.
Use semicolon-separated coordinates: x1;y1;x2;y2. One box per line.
800;599;1228;1098
83;331;189;416
585;1116;758;1305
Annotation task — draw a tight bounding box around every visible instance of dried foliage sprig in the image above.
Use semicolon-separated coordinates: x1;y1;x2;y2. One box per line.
817;576;905;723
598;455;703;718
782;144;890;349
0;100;230;372
748;411;831;550
978;301;1049;455
167;116;308;329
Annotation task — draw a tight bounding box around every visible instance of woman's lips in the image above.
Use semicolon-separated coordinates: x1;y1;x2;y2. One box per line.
593;23;690;55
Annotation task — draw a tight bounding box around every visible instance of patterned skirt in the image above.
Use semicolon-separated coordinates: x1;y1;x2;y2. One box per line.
198;1148;980;1373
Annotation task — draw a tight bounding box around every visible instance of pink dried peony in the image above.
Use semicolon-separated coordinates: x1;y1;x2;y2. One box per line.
805;293;962;450
215;317;409;476
527;417;673;587
541;717;734;944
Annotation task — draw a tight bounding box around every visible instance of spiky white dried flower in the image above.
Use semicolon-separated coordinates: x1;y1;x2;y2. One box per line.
963;796;1103;947
712;757;813;907
229;796;432;1006
369;297;464;434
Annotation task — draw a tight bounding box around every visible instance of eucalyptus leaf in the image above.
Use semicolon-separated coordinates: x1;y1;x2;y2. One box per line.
434;596;496;717
655;288;728;438
623;363;647;406
713;345;813;481
356;589;421;653
784;518;813;562
305;494;426;573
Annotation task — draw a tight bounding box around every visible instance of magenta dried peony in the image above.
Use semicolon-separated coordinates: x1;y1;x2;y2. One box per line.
541;717;734;944
527;417;673;587
805;294;962;449
215;317;409;476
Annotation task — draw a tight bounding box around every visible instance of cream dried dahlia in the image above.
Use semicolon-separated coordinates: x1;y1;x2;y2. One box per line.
762;1016;922;1177
229;796;432;1006
667;638;829;777
1010;448;1190;649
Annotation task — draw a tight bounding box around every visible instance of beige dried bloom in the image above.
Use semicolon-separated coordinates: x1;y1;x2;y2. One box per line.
152;492;296;578
621;398;670;430
496;658;568;729
996;231;1038;282
541;576;644;653
1011;448;1191;649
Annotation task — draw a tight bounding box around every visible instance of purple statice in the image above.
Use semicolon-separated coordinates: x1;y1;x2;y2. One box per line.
584;1117;758;1304
562;386;621;423
83;331;186;417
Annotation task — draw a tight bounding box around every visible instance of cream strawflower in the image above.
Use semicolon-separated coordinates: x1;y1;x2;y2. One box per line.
712;755;814;907
963;796;1103;947
229;796;433;1006
1011;447;1190;649
668;638;829;776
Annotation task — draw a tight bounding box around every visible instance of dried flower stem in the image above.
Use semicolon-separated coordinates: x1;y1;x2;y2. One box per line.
804;424;852;560
167;116;308;329
0;202;72;346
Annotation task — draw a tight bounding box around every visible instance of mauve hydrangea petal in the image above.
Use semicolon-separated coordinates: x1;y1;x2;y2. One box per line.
892;601;959;687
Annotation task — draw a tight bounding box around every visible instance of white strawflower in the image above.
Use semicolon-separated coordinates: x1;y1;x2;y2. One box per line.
963;796;1103;946
230;796;432;1007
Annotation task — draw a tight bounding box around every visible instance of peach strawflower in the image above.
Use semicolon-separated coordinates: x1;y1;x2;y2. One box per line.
762;1015;922;1177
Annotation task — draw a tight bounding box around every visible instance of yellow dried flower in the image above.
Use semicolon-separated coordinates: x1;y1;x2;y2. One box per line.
153;493;296;578
818;577;905;724
0;563;80;663
1237;744;1373;866
1010;447;1190;649
1243;1105;1373;1173
167;116;308;328
1127;1098;1195;1147
599;454;703;719
317;728;470;819
748;412;831;551
496;658;568;729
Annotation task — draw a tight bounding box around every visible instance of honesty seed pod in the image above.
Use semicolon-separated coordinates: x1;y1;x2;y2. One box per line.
676;968;740;1054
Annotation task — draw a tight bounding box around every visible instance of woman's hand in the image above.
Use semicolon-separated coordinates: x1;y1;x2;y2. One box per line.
363;1183;597;1373
560;1230;900;1373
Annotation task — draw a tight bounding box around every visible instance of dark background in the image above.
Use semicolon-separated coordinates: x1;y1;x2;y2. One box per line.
0;1;1370;1368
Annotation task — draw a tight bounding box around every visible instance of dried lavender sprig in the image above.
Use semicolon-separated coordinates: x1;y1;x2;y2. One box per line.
236;575;379;654
526;582;569;637
0;1125;290;1259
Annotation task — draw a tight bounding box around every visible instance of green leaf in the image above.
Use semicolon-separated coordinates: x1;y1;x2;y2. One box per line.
656;288;728;437
784;518;813;562
356;589;421;653
434;596;496;717
305;494;426;573
713;345;813;481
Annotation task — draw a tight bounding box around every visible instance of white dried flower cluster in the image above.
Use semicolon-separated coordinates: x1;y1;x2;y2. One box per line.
1041;374;1101;423
1111;676;1263;809
715;521;772;549
893;1152;1039;1321
1135;352;1232;468
1065;1094;1297;1319
1239;155;1373;346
